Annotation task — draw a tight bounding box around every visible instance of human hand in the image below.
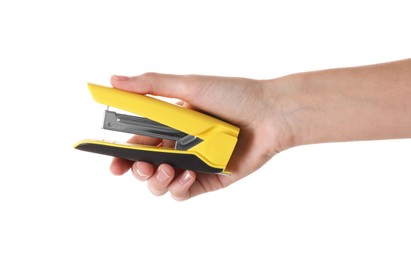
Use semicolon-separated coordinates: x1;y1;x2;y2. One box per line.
106;59;411;201
109;73;296;200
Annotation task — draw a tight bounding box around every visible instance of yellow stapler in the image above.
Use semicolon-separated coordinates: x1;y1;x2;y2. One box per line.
75;83;240;174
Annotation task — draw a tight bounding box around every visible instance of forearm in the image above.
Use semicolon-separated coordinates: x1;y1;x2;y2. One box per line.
275;59;411;147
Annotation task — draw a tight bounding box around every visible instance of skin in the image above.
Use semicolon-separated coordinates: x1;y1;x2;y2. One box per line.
109;58;411;201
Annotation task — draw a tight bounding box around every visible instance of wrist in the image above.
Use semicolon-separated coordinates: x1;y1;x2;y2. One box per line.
261;73;311;151
264;71;333;149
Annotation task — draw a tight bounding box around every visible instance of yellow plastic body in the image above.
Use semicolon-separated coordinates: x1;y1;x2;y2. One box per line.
79;83;240;174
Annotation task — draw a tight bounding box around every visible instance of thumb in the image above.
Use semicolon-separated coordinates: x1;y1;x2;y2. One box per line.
111;73;195;101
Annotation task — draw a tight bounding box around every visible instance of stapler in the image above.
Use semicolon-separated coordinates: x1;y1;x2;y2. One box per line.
74;83;240;174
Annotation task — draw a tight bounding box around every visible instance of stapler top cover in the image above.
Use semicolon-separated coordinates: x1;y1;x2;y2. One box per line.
75;83;240;174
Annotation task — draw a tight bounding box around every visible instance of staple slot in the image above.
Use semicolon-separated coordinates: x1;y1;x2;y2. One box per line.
103;110;186;141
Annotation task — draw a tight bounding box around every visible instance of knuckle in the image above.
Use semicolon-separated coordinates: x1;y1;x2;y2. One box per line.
148;185;167;196
141;72;159;79
170;190;189;201
179;75;196;93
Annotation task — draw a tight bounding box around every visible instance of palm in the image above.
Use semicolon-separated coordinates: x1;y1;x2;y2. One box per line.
179;77;289;197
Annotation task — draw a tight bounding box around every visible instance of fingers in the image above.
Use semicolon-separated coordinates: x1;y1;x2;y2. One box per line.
109;134;162;176
130;162;196;200
111;73;194;100
127;135;162;146
108;130;193;199
110;158;133;176
131;161;155;180
146;164;175;196
168;170;196;201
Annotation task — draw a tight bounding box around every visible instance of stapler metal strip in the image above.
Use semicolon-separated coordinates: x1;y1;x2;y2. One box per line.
104;110;186;140
103;110;202;150
75;83;240;174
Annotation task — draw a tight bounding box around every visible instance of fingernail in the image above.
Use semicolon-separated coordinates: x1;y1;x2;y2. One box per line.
135;162;148;177
179;171;192;184
157;167;170;182
112;75;130;81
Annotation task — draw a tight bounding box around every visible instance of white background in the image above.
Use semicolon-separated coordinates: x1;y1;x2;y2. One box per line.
1;0;410;259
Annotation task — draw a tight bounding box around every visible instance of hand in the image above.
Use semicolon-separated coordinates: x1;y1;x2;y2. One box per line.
107;59;411;201
109;73;295;200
